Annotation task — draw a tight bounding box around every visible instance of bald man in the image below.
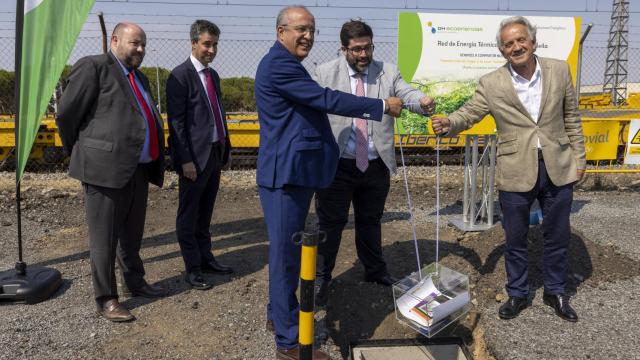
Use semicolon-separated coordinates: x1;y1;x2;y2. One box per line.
255;5;402;359
57;22;165;322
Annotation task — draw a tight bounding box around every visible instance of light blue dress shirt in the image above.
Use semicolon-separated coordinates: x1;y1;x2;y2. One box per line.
115;56;155;164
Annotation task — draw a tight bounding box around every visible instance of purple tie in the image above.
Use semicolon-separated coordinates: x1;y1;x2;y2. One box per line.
203;69;226;146
354;73;368;172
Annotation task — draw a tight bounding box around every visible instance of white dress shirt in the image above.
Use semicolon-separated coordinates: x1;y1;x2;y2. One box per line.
190;54;225;143
343;66;380;160
508;57;542;148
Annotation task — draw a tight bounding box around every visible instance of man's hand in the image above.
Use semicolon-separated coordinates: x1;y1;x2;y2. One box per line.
431;115;451;135
384;97;403;117
419;96;436;116
577;169;585;181
182;162;197;181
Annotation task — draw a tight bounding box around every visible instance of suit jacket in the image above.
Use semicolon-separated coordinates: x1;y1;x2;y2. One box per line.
166;58;231;174
56;52;165;189
254;41;385;189
447;57;586;192
314;57;425;174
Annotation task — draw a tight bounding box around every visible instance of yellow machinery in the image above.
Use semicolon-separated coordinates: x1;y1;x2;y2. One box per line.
0;102;639;170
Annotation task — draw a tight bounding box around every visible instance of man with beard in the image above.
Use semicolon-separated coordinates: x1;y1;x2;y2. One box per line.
57;22;165;322
313;20;435;307
166;20;233;291
432;16;586;322
254;6;403;359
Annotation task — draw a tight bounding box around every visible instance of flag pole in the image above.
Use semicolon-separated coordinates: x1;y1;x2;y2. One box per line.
14;0;26;276
0;0;62;304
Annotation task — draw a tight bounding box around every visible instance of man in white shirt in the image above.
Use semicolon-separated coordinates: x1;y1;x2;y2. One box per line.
432;16;586;322
166;20;234;291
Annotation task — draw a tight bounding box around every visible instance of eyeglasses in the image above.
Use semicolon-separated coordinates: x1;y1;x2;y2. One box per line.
345;44;374;55
281;24;316;35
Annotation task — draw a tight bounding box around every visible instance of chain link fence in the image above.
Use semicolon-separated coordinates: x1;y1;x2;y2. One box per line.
0;36;639;171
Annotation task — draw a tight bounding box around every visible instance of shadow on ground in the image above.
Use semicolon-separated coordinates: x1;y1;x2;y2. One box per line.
318;220;639;359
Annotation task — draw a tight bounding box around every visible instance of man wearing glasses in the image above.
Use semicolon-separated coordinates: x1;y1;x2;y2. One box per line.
313;19;435;308
255;6;403;360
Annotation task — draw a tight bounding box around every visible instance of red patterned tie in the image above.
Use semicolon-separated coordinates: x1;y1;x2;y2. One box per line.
354;73;368;172
128;71;159;160
204;69;226;146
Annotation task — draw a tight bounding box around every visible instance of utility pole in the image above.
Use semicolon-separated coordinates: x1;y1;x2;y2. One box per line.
602;0;629;106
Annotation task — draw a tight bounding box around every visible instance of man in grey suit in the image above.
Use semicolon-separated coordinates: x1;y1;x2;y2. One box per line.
432;16;586;322
313;20;435;306
57;22;165;322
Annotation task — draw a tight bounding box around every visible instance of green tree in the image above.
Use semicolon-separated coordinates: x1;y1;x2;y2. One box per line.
220;77;256;112
138;66;171;113
0;70;16;115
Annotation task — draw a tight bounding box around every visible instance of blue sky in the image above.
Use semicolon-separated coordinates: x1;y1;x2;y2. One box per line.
0;0;637;42
0;0;638;82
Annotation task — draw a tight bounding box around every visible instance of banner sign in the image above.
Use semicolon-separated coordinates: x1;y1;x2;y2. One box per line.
396;13;580;135
582;121;620;160
624;119;640;164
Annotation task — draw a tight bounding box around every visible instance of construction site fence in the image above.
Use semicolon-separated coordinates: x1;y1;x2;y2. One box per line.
0;38;639;172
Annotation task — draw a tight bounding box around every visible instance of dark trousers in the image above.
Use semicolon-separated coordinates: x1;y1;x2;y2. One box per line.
259;185;314;350
316;158;391;282
499;158;574;298
84;165;150;303
176;143;224;273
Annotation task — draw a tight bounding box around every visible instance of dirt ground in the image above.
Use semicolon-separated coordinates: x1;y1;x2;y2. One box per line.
0;168;638;359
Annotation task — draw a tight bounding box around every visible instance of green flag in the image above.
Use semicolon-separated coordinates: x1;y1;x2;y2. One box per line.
17;0;95;180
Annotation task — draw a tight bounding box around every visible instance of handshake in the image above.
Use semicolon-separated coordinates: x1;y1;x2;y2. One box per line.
384;96;436;118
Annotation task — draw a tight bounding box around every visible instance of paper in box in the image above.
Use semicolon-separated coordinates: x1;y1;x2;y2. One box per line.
393;263;470;337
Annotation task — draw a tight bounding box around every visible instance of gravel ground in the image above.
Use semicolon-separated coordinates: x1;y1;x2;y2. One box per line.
471;178;640;360
0;168;638;360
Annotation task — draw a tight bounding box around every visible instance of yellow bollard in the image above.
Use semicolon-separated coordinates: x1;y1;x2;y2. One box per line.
292;230;325;360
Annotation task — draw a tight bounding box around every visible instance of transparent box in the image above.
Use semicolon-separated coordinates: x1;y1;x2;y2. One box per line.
393;263;471;338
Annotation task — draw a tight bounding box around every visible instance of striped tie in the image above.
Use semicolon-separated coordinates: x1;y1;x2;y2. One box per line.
354;73;368;173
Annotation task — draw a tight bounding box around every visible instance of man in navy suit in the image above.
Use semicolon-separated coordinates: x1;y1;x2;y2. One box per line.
166;20;233;291
255;6;403;359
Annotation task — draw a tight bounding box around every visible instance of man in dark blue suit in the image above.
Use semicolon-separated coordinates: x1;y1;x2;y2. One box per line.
166;20;233;291
255;6;403;359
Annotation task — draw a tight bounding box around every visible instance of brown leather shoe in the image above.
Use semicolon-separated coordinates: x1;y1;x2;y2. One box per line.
276;346;330;360
97;299;135;322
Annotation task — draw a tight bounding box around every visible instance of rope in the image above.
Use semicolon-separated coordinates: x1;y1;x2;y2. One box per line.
395;113;442;279
435;135;440;274
395;120;423;280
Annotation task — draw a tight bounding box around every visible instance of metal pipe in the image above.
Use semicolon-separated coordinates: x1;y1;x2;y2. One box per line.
462;137;471;223
576;23;593;101
470;136;479;226
487;135;497;226
98;12;107;54
14;0;26;275
293;230;324;360
155;51;162;113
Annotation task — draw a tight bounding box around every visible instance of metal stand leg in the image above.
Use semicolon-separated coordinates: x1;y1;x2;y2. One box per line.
449;134;498;232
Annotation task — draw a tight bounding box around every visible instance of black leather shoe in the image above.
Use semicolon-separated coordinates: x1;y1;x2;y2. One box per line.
498;296;529;319
543;293;578;322
185;271;213;290
123;282;164;298
201;259;234;275
314;279;330;308
364;274;398;287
